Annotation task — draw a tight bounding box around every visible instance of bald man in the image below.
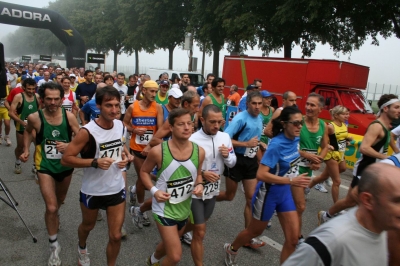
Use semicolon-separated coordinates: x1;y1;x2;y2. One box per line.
283;163;400;266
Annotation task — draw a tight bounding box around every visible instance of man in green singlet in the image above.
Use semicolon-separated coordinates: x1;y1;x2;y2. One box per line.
294;93;330;244
20;83;80;266
198;78;226;129
9;77;40;174
141;108;205;266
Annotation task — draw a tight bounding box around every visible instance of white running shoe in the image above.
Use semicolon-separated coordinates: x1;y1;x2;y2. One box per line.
324;178;332;187
48;244;61;266
97;210;103;221
121;223;127;238
128;185;137;206
181;232;192;245
130;206;143;229
142;211;151;226
224;243;238;266
14;163;21;174
318;211;331;226
266;220;272;229
314;183;328;193
78;248;90;266
4;136;11;146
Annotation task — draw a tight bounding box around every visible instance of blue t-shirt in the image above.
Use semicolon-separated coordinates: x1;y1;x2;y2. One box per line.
197;86;204;97
238;96;247;112
34;76;44;83
81;99;100;121
225;110;262;155
261;133;300;177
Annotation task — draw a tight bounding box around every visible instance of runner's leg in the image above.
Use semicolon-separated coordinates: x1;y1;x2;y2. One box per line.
291;186;306;238
242;179;257;228
277;211;300;264
105;201;125;266
216;177;238;202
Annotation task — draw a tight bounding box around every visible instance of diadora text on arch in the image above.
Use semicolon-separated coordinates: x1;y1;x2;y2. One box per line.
1;8;51;22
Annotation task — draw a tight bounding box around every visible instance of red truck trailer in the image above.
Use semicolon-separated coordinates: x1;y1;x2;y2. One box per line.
222;56;376;135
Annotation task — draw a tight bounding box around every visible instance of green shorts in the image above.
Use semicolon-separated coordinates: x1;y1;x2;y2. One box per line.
299;166;312;177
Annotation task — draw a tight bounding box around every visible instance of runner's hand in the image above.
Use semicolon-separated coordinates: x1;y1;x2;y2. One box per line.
306;153;323;164
154;190;171;202
135;128;147;136
141;145;151;157
247;136;258;147
19;152;30;163
292;173;311;188
117;153;128;169
55;141;68;153
203;171;220;183
97;157;114;170
218;144;229;158
310;162;321;171
127;153;134;162
193;184;203;197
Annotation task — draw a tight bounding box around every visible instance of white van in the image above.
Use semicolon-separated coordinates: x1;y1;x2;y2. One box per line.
146;68;205;87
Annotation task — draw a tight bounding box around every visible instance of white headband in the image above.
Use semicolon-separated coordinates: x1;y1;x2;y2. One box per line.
377;98;400;117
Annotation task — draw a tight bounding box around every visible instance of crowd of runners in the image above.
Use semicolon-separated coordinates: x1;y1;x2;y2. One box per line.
2;61;400;266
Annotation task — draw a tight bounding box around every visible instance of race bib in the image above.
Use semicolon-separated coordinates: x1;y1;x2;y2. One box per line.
63;105;72;112
167;176;194;204
202;162;220;199
244;146;259;158
135;130;153;145
128;96;134;103
226;99;232;106
261;124;267;136
45;139;64;159
99;139;122;162
0;99;5;107
285;157;300;178
338;139;346;152
298;149;318;167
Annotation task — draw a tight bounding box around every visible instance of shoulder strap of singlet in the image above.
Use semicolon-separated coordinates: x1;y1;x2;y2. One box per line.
388;156;400;167
36;110;44;145
63;108;72;141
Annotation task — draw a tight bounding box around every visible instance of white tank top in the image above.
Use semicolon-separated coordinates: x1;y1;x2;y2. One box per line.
81;119;125;196
62;91;76;112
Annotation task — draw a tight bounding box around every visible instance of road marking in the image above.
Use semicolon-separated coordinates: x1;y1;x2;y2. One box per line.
259;235;283;251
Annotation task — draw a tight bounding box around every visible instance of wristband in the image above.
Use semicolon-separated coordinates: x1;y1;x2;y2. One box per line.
150;186;159;196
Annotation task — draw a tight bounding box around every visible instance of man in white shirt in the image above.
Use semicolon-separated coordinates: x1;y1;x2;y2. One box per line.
7;66;18;89
113;73;128;121
37;71;53;87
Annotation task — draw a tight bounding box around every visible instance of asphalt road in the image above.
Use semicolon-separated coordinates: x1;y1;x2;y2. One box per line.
0;126;354;266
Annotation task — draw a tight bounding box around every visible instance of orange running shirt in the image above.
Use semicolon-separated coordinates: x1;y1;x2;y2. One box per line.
129;100;158;151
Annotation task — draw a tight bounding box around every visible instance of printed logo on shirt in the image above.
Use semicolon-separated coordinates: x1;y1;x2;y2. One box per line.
316;136;322;145
52;130;60;137
132;117;156;126
229;147;234;154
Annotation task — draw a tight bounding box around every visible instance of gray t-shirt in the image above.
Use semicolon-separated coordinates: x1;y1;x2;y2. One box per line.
7;73;18;89
283;207;387;266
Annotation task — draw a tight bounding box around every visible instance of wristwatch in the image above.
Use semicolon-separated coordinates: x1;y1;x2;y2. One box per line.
91;159;98;168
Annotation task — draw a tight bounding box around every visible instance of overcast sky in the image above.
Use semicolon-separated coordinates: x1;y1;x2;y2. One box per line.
2;0;400;86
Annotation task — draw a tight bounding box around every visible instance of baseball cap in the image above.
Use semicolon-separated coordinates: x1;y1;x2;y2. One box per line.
143;80;158;88
159;80;169;86
168;87;183;98
56;67;62;70
246;84;258;91
171;84;180;89
43;65;48;69
69;74;76;78
261;90;273;98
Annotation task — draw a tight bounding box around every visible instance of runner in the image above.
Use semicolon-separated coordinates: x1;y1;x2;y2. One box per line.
217;91;265;249
306;105;351;203
224;106;310;266
20;82;80;266
61;86;129;266
283;163;399;266
60;77;78;116
294;93;329;244
227;84;241;107
264;91;297;138
75;70;96;108
9;78;40;174
238;84;258;112
123;80;163;227
258;90;275;162
198;78;227;128
141;108;205;266
155;80;169;105
79;83;107;126
318;94;400;224
185;104;237;266
113;73;128;121
0;84;11;146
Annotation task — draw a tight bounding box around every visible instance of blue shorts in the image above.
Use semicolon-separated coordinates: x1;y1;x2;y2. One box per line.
251;182;296;221
79;189;126;210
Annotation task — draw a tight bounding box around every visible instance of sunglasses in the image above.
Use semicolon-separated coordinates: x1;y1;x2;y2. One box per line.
284;120;303;127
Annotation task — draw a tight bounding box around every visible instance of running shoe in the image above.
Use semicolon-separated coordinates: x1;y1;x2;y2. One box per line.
4;136;11;146
318;211;331;226
304;187;311;199
121;223;127;238
324;177;332;187
314;183;328;193
48;244;61;266
266;220;272;229
143;211;151;226
181;232;192;245
128;185;137;206
32;164;37;175
244;238;265;249
78;248;90;266
14;163;21;174
224;243;238;266
97;210;103;221
146;256;160;266
129;206;143;229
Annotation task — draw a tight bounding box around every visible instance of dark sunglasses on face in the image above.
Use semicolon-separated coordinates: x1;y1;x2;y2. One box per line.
284;120;303;127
